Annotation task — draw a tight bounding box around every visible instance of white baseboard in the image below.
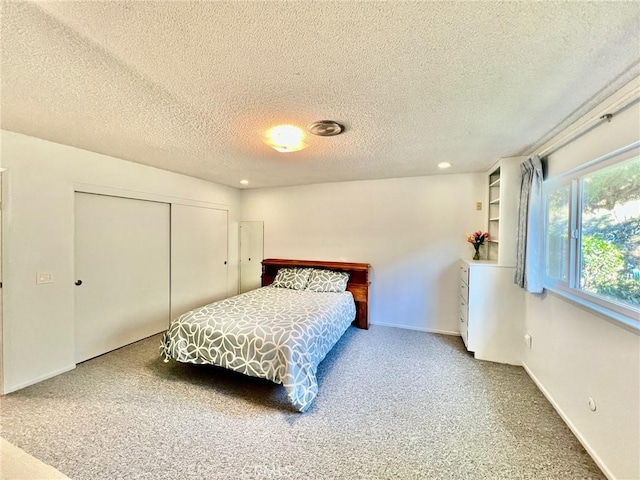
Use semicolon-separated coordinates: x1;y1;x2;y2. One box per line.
3;365;76;395
370;321;460;336
522;362;615;480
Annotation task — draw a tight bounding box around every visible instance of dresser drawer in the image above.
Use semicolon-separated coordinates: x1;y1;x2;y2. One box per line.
460;318;468;348
459;282;469;304
459;263;469;286
460;300;468;323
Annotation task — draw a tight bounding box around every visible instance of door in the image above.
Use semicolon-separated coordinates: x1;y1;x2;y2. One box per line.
170;204;228;319
239;221;264;293
74;193;170;363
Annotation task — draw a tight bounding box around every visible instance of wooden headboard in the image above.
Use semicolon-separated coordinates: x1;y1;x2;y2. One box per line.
261;258;371;329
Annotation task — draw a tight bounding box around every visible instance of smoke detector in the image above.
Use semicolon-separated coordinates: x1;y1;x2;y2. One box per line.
308;120;345;136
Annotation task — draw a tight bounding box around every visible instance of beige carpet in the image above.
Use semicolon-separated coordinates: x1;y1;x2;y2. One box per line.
0;438;70;480
0;326;605;479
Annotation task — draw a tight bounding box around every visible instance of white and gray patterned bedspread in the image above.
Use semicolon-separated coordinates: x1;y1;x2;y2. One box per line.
160;286;356;411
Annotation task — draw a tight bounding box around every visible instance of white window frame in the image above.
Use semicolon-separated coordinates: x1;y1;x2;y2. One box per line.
543;141;640;332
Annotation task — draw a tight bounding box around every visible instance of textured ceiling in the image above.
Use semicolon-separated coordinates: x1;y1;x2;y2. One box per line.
1;1;639;189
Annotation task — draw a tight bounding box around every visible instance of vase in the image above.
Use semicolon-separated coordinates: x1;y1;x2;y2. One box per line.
473;245;480;260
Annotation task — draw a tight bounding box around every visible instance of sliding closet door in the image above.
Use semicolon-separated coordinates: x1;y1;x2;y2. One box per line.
239;221;264;293
74;193;170;363
170;204;228;319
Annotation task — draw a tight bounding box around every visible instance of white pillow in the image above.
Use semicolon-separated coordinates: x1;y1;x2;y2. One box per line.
305;269;350;293
271;267;312;290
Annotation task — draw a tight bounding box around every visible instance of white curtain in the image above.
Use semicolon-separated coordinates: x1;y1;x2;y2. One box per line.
514;156;544;293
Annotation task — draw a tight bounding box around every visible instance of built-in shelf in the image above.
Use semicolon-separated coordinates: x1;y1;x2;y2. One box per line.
488;165;502;262
486;157;523;265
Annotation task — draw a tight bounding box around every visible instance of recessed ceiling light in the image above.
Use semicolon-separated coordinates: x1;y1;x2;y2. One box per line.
438;162;452;169
240;179;249;185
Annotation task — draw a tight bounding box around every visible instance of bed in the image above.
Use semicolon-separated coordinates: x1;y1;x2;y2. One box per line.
161;259;371;411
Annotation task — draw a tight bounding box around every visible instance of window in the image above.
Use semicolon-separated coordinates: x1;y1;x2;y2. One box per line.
545;184;570;283
543;142;640;330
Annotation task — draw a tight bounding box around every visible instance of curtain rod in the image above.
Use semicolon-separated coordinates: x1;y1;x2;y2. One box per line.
535;84;640;159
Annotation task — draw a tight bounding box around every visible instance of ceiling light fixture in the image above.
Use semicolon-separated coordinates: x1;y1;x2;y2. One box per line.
437;162;452;169
308;120;345;136
263;125;307;153
240;179;249;185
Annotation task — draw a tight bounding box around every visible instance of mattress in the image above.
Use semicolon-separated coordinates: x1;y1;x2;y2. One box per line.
160;286;356;411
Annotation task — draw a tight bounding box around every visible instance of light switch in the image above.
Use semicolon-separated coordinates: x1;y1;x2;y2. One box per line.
36;271;54;285
476;202;482;211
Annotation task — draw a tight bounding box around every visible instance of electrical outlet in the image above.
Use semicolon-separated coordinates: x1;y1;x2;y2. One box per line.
524;334;532;349
36;271;54;285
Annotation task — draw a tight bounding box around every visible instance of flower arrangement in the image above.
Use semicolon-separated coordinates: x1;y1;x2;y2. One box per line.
466;231;489;260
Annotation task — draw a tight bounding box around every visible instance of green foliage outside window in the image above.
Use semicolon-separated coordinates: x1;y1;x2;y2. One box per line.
580;157;640;307
582;159;640;213
581;234;639;304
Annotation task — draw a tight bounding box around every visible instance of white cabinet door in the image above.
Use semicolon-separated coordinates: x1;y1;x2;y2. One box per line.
170;204;227;319
465;262;524;365
74;193;170;363
239;221;264;293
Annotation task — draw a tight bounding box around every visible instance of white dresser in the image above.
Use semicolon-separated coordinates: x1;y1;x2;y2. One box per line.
458;259;524;365
458;155;525;365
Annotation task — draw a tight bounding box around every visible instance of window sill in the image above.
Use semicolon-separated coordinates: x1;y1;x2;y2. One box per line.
544;286;640;335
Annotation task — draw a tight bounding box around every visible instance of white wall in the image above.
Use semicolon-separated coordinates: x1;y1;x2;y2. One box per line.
241;173;486;333
0;130;241;393
523;78;640;480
